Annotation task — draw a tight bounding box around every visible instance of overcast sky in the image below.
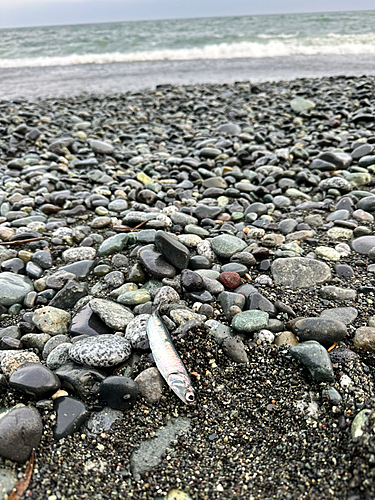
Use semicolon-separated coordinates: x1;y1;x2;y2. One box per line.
1;0;374;29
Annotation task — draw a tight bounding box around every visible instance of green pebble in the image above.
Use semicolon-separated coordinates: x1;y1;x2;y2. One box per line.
231;310;269;333
117;289;151;306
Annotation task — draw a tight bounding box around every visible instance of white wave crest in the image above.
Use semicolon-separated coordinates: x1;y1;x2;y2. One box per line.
2;37;375;68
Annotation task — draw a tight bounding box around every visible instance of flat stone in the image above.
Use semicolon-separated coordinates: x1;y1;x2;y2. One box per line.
134;367;165;404
49;280;88;309
353;327;375;352
222;336;248;363
154;231;190;270
32;306;71;335
211;234;247;258
70;304;113;337
271;258;331;289
117;289;151;306
125;314;150;350
231;310;269;334
60;260;96;280
315;246;341;262
274;331;299;346
84;407;122;436
0;405;43;462
89;298;134;330
9;362;61;398
320;286;357;301
320;307;358;325
0;469;18;498
97;234;128;256
291;318;347;346
46;343;72;370
289;340;334;382
89;139;114;154
1;351;40;377
42;335;71;359
62;247;96;263
130;417;190;479
139;246;176;280
53;396;89;440
69;334;132;367
0;272;33;306
352;235;375;255
290;97;315;112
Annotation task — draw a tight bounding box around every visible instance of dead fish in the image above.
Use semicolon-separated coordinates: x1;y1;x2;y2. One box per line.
147;311;196;405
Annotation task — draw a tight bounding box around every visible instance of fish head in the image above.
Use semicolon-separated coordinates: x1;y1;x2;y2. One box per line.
168;373;196;405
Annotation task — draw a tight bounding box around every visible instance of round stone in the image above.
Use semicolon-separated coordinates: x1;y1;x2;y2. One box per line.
100;376;139;410
231;310;269;334
69;335;132;367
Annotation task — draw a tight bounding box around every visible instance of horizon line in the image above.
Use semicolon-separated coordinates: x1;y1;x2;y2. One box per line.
0;8;374;31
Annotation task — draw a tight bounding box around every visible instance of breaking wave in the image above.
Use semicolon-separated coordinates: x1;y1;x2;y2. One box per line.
1;35;375;68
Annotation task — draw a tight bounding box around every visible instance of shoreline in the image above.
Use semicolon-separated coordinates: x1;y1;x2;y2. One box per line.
0;74;375;499
1;53;375;100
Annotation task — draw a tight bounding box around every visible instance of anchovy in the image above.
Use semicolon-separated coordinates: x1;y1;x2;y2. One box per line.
147;311;196;405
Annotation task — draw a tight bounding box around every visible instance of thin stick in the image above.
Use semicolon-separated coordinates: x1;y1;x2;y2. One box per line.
0;237;46;246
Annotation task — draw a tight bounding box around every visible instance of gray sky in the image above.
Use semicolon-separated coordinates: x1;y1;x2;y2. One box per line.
1;0;374;29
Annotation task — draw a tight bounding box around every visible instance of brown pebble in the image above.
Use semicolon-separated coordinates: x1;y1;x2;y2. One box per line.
219;272;241;289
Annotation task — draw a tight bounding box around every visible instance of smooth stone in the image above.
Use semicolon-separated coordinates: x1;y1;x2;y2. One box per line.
117;289;151;306
49;280;88;309
351;235;375;255
0;406;43;462
42;334;71;359
289;341;334;382
62;247;96;263
335;264;355;279
292;318;347;346
55;362;105;397
271;258;331;289
219;291;246;314
320;286;357;301
351;409;373;439
188;290;214;303
188;255;212;270
45;270;76;290
137;229;157;244
153;286;180;307
357;196;375;212
219;272;241;289
125;314;150;350
60;260;96;280
9;362;61;398
31;250;53;269
69;334;132;367
202;276;224;295
169;309;206;326
315;246;341;262
194;205;222;220
134;367;165;404
21;333;51;351
154;231;190;270
0;351;40;377
25;261;43;279
211;234;247;259
89;139;114;154
322;387;342;406
353;327;375;352
100;376;139;410
170;212;198;227
32;306;71;336
274;331;299;346
89;298;134;330
0;272;33;306
53;396;89;440
320;307;358;325
0;326;20;340
221;263;247;276
231;310;269;333
290;97;315;112
139;246;176;280
222;336;248;363
181;269;204;292
97;234;128;256
217;123;241;135
130;417;190;480
70;304;113;337
249;292;277;317
317;151;352;169
46;343;72;370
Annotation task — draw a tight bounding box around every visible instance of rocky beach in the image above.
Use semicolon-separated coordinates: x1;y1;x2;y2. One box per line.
1;75;375;499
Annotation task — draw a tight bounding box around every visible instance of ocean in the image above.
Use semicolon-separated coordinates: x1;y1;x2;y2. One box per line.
1;10;375;98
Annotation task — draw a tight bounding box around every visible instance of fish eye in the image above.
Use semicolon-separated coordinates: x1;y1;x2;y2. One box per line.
186;392;195;403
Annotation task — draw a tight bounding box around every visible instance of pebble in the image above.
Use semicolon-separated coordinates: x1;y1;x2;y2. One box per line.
289;341;335;382
69;334;132;367
291;317;347;345
271;257;331;289
9;362;61;398
32;306;71;336
134;367;165;404
0;272;33;306
53;396;89;440
231;310;269;334
353;327;375;352
89;298;134;330
0;405;43;462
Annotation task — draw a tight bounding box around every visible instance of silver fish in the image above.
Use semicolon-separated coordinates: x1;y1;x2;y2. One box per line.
146;311;196;405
